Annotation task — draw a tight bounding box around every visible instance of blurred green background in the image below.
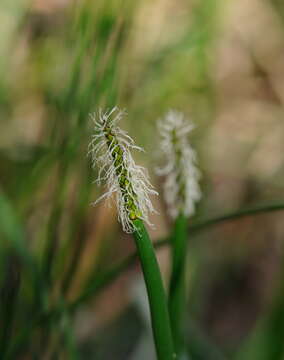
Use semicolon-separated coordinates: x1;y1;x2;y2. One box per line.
1;0;284;359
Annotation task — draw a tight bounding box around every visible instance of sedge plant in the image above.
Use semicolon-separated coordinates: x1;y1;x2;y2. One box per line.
157;110;201;358
88;107;176;360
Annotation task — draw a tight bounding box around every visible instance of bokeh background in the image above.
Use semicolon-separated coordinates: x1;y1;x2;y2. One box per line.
1;0;284;359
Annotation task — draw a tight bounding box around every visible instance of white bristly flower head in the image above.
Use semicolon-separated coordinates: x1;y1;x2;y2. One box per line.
88;107;158;233
157;110;201;219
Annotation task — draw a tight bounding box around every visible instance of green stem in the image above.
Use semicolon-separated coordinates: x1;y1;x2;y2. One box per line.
132;219;176;360
168;214;188;358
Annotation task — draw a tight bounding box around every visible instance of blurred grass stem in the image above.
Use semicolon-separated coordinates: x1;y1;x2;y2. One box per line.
0;253;21;358
168;214;188;358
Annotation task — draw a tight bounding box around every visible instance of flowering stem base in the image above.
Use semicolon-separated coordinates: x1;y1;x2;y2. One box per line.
168;214;188;358
132;219;176;360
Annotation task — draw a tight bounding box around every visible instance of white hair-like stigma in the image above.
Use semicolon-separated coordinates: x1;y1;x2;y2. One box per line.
88;107;158;233
157;110;201;219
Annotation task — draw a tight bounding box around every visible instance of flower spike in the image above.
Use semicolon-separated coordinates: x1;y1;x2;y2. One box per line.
88;107;158;233
157;110;201;219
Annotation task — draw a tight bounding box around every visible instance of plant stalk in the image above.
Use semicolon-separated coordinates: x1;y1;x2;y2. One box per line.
132;219;176;360
168;214;188;358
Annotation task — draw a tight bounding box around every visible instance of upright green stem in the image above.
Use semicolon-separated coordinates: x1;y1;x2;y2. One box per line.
132;219;176;360
168;214;188;358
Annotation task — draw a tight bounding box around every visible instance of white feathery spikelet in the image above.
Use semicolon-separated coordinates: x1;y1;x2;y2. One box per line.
157;110;201;219
88;107;158;233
